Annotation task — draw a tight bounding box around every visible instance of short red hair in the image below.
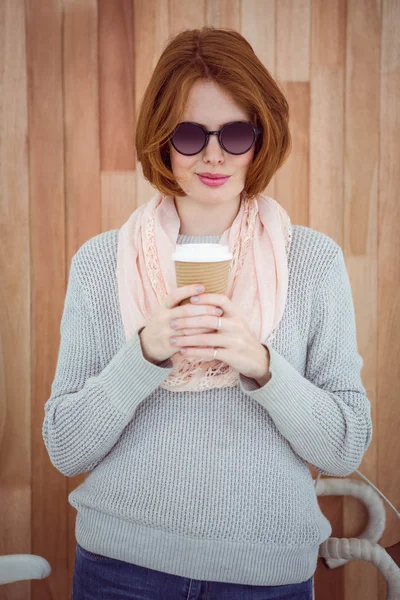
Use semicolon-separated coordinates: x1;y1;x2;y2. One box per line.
135;26;292;200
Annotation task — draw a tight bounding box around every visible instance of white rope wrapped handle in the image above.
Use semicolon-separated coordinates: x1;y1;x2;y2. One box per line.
319;538;400;599
0;555;51;584
316;477;400;599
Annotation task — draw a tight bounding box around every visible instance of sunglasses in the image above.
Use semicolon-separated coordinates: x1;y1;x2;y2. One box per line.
169;121;262;156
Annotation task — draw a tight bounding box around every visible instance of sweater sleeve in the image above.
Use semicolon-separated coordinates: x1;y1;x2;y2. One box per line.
239;247;373;477
42;255;174;478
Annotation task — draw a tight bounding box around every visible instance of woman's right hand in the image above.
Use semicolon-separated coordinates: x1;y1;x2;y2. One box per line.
138;283;223;365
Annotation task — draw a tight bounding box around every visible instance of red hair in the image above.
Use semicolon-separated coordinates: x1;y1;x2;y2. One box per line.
135;27;292;200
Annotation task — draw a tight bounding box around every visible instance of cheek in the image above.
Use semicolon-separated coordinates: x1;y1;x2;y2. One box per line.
234;150;254;174
170;151;195;174
244;147;255;167
240;151;255;176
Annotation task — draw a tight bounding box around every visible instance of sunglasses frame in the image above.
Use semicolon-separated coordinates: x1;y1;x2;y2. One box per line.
170;121;262;156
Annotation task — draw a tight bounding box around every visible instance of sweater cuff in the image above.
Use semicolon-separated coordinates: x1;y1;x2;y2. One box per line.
98;329;174;415
239;344;319;447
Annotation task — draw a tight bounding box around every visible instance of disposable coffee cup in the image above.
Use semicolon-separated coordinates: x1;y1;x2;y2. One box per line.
171;244;233;306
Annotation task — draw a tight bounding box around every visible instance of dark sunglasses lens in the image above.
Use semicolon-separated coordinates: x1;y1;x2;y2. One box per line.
171;122;255;155
171;123;205;155
221;122;255;154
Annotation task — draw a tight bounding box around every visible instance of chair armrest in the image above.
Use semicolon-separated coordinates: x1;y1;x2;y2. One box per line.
316;477;400;600
0;555;51;584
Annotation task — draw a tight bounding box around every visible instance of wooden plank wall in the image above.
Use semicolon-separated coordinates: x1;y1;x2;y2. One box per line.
0;0;398;598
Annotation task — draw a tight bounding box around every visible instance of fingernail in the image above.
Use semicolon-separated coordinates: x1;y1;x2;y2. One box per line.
191;296;199;302
216;308;223;315
196;285;205;292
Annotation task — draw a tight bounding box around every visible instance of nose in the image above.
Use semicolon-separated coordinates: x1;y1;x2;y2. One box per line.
203;133;224;158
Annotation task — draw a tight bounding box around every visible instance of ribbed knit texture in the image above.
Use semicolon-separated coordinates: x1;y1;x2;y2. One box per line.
42;224;372;586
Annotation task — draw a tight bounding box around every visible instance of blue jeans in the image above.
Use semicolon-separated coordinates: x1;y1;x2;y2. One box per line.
72;543;314;599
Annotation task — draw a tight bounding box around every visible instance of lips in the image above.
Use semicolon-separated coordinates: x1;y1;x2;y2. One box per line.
197;174;230;187
197;173;230;179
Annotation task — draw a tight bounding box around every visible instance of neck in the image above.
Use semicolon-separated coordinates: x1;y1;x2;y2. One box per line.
174;194;242;237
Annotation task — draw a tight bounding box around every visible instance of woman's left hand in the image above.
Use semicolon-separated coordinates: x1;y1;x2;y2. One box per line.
170;292;270;382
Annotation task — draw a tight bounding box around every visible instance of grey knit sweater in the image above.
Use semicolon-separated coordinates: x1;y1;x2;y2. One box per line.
42;224;372;586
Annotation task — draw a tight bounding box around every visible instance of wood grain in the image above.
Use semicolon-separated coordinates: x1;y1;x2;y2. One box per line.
0;1;398;599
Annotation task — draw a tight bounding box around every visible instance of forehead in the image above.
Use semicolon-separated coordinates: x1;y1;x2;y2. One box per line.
187;120;249;129
182;80;249;127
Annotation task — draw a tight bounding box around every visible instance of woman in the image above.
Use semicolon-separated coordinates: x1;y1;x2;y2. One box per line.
43;26;372;599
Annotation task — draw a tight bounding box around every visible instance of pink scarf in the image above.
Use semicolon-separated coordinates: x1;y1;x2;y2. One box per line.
116;190;292;392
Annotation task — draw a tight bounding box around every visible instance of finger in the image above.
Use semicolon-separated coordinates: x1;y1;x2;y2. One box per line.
171;311;222;331
165;283;205;309
172;303;223;321
190;293;231;315
171;327;216;336
172;333;223;348
180;346;228;361
181;327;217;335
